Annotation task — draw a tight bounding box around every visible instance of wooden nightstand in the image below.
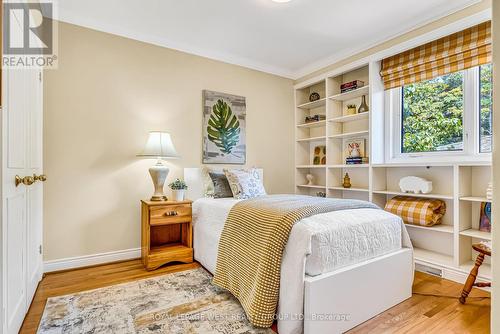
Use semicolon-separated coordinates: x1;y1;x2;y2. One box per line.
141;199;193;270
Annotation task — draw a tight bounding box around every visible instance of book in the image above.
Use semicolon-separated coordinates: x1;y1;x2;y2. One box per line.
345;157;369;164
340;80;364;93
305;114;326;123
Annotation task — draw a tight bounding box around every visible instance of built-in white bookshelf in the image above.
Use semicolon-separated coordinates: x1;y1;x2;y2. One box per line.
294;61;493;285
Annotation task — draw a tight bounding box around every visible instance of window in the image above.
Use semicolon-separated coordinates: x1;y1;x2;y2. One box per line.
480;64;492;153
402;72;464;153
389;64;493;160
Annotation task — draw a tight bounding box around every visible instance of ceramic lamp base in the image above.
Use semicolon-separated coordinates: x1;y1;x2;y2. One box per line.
149;161;169;201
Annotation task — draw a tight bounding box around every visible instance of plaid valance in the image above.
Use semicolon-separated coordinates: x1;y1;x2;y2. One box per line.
380;21;491;90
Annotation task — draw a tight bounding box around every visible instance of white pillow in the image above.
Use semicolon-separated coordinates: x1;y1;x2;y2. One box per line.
201;167;215;197
224;168;266;199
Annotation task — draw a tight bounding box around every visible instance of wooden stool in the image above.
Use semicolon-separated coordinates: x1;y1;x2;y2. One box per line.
459;242;491;304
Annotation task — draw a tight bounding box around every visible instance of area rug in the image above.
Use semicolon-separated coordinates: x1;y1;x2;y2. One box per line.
38;267;275;334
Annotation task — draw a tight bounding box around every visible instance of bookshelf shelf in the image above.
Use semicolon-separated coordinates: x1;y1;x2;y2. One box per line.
413;248;454;268
372;190;453;200
296;136;326;142
297;98;327;110
329;85;370;102
296;165;326;169
297;120;326;128
459;228;491;241
328;130;369;139
328;112;369;123
328;186;369;192
405;224;453;234
297;184;326;189
328;164;369;168
459;196;491;203
294;61;492;286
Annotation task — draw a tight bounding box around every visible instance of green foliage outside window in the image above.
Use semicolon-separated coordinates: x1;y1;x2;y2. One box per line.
480;64;492;153
402;72;464;153
401;65;493;154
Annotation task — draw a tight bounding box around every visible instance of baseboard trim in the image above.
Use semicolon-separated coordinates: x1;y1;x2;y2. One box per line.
44;248;141;273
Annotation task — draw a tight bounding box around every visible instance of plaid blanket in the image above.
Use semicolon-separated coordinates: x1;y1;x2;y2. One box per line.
385;195;446;226
212;195;378;328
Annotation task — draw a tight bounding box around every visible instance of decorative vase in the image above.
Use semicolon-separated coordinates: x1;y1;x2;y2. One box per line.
486;182;493;201
358;95;369;113
347;107;357;115
342;173;352;188
306;174;314;186
171;189;185;201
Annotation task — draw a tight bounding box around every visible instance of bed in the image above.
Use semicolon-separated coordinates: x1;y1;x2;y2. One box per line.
185;168;413;334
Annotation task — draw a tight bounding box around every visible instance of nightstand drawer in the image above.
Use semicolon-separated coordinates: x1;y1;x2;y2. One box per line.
149;204;192;225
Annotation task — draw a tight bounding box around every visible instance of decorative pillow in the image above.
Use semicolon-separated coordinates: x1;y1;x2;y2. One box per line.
208;172;233;198
224;168;266;199
201;167;215;197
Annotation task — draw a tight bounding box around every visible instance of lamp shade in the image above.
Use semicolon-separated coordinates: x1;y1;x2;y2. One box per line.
137;132;179;159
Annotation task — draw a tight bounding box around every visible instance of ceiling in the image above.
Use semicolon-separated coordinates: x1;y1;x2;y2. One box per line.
54;0;480;79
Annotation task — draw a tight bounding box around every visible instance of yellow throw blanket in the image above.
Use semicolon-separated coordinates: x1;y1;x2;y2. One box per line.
212;195;379;327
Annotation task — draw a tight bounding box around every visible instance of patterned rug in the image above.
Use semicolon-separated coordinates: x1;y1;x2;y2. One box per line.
38;268;275;334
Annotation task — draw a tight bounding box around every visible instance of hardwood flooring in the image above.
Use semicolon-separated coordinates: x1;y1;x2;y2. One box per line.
21;260;490;333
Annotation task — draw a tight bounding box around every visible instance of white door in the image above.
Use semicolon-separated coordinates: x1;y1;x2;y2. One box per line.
1;25;44;334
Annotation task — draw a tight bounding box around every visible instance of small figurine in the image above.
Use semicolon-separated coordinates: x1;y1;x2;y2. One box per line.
306;174;314;186
343;173;352;188
399;176;432;194
316;192;326;198
486;182;493;201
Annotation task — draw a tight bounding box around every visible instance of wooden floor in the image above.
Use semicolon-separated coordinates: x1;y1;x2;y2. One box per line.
21;260;490;333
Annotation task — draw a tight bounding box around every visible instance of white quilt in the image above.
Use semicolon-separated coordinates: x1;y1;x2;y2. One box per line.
192;197;412;334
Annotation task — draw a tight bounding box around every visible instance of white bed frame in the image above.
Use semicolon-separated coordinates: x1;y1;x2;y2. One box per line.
184;168;413;334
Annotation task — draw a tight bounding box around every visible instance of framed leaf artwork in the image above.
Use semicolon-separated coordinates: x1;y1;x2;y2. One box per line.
203;90;246;164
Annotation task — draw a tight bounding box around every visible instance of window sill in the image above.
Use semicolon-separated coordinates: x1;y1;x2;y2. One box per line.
386;154;491;166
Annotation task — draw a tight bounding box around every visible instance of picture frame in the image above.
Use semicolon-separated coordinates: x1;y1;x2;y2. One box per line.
202;90;246;164
312;145;326;165
345;138;365;158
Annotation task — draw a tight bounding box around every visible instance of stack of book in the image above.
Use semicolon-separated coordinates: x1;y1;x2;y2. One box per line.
341;80;364;93
305;114;326;123
345;157;369;165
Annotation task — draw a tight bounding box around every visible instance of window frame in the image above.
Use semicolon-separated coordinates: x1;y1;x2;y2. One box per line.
385;66;491;163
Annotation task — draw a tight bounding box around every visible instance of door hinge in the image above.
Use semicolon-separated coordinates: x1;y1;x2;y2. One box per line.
38;72;42;82
39;245;42;254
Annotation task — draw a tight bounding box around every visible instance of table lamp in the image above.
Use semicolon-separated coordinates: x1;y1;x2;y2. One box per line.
138;131;179;201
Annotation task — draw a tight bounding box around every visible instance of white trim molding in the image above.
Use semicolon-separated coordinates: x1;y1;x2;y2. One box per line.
53;1;485;80
43;248;141;273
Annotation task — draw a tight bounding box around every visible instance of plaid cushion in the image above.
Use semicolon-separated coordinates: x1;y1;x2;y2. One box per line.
384;196;446;226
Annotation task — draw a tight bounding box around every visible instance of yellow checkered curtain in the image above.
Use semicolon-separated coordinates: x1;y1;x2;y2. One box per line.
380;21;491;90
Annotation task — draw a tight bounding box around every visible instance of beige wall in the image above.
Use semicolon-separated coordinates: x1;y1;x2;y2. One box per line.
295;0;492;84
491;0;498;331
43;22;294;261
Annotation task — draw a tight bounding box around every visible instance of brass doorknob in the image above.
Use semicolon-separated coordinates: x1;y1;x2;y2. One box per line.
34;174;47;182
15;175;35;187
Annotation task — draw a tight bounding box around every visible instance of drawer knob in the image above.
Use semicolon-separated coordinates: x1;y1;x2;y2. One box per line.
164;211;178;216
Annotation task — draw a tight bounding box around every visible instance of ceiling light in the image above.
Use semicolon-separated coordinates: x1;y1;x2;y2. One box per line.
271;0;292;3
